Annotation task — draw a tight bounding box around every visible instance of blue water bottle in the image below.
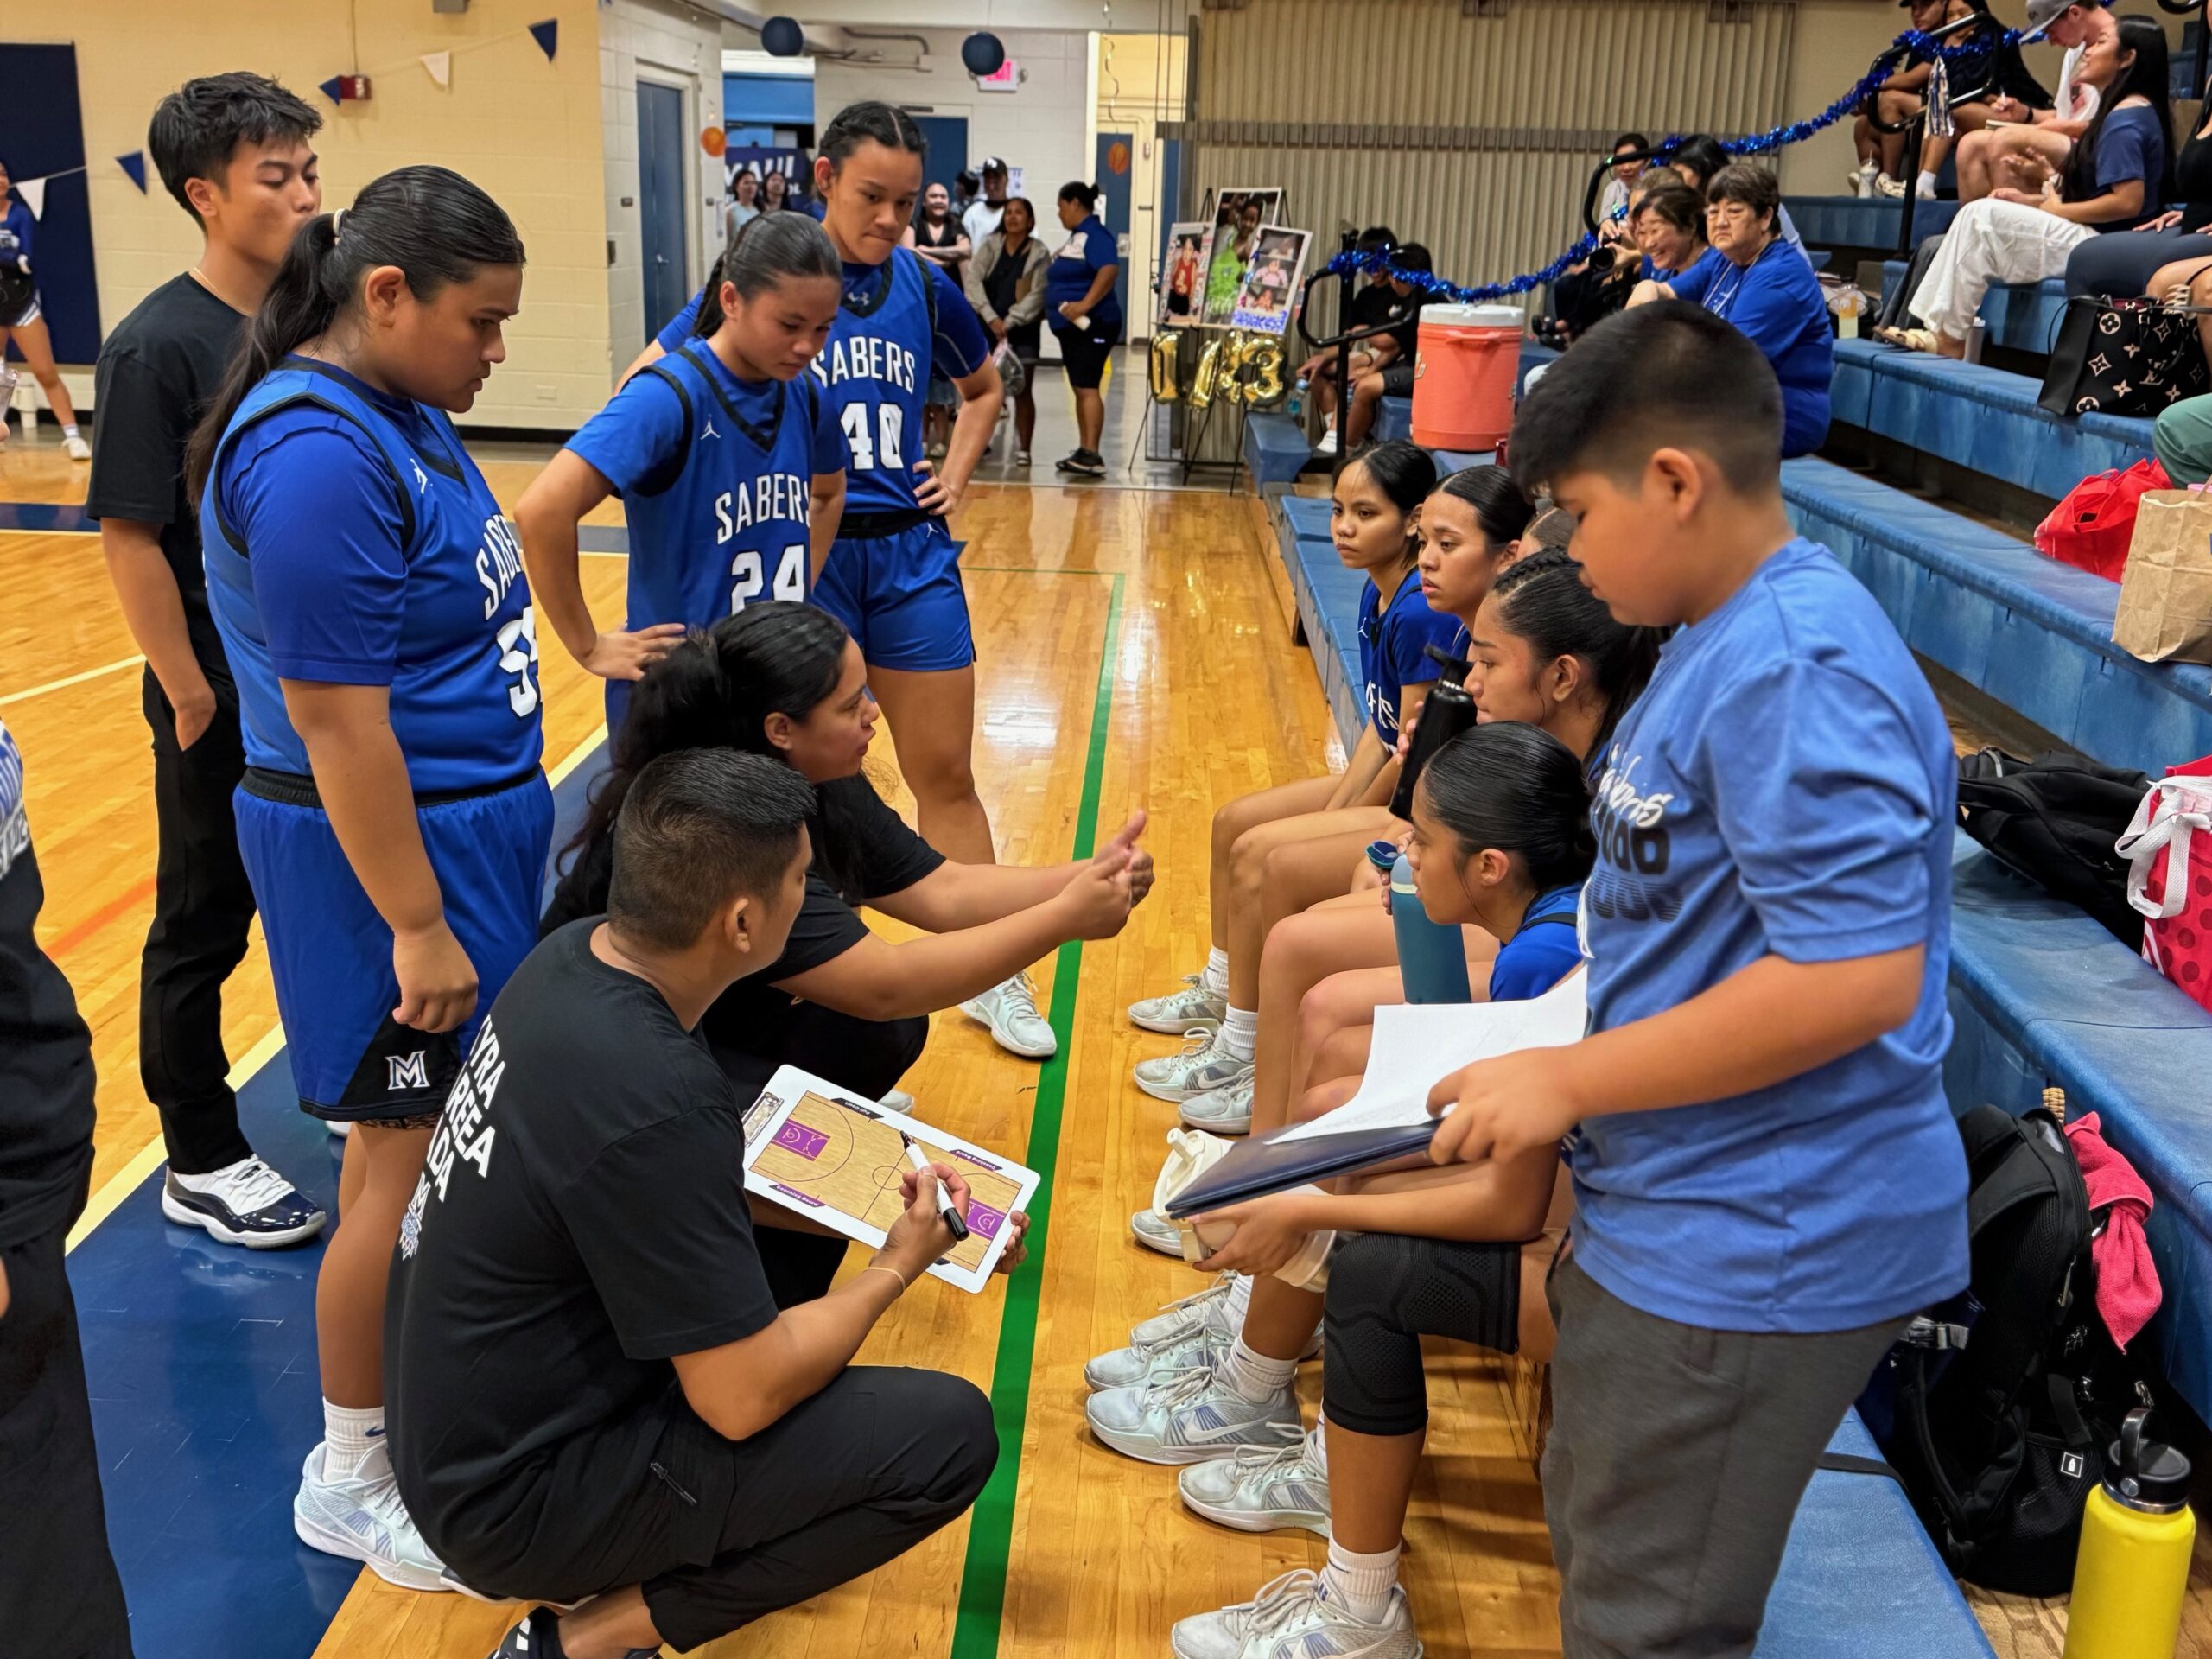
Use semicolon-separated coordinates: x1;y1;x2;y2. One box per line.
1391;852;1471;1003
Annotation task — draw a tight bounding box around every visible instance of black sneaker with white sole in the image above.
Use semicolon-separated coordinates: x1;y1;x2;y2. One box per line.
1065;448;1106;478
161;1155;327;1248
490;1607;659;1658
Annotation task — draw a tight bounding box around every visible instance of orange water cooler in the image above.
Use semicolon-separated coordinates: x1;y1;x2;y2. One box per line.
1410;302;1524;454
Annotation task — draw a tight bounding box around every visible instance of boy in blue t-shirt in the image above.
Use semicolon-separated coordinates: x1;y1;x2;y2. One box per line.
1427;301;1968;1657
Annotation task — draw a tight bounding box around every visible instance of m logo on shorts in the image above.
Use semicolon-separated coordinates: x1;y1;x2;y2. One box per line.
388;1050;431;1092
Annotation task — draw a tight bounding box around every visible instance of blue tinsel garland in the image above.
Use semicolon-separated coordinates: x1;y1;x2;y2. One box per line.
1319;24;2018;305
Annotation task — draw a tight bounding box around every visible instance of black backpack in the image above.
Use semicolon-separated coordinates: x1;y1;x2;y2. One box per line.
1873;1104;2152;1595
1955;747;2149;949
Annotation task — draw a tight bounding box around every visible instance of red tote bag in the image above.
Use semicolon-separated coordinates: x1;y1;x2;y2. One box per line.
2035;457;2171;582
2118;758;2212;1011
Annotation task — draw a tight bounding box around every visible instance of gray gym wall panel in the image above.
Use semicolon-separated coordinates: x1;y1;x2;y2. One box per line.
1173;0;1797;325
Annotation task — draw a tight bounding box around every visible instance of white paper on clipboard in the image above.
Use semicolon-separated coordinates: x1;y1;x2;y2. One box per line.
740;1066;1039;1294
1272;972;1588;1143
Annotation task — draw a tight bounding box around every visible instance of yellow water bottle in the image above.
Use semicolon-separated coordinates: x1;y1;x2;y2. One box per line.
2062;1408;2194;1659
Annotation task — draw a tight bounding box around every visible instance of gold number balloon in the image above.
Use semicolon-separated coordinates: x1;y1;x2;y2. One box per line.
1150;331;1181;402
1242;337;1285;405
1189;335;1224;409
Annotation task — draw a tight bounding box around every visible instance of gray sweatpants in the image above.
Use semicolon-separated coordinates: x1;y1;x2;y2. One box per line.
1542;1255;1905;1659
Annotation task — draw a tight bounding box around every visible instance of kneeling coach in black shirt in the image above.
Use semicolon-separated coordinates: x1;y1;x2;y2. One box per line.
386;748;1015;1658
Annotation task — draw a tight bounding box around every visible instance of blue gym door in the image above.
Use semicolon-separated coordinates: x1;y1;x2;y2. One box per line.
637;79;690;344
1095;131;1134;324
911;115;970;201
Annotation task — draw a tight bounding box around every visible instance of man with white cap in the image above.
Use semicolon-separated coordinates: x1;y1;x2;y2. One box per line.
1956;0;2114;201
963;156;1009;247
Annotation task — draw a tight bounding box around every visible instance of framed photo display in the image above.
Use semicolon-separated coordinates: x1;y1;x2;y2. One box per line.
1198;187;1284;326
1230;226;1311;335
1160;220;1210;326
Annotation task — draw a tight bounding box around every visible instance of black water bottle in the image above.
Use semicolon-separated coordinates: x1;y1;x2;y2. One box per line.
1389;644;1479;820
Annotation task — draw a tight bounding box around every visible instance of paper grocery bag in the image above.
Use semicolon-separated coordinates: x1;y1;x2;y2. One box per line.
2114;490;2212;664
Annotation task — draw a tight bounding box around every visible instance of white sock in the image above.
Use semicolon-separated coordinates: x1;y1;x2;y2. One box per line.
1202;948;1230;998
1916;171;1939;199
170;1154;251;1192
1322;1539;1402;1624
1218;1005;1258;1063
61;422;80;440
1311;1417;1330;1473
321;1400;385;1478
1225;1272;1255;1321
1221;1335;1296;1403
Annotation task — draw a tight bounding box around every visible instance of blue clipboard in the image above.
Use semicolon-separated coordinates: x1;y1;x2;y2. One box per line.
1162;1120;1439;1218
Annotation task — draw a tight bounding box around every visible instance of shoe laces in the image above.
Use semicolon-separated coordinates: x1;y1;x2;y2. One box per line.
1000;970;1041;1020
1170;1027;1224;1065
215;1155;301;1214
1225;1426;1323;1491
1141;1359;1229;1409
1236;1569;1327;1637
1146;1270;1239;1327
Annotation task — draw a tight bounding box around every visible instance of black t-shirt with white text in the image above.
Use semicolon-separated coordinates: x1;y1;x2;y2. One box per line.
86;274;251;678
385;920;779;1544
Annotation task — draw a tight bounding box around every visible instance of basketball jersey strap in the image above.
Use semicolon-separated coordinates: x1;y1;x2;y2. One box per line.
208;383;420;559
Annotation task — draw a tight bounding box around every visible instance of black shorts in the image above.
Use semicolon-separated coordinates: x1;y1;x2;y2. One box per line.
1379;360;1416;397
1055;321;1121;390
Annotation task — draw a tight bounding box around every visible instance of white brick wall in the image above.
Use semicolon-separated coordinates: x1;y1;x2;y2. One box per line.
599;0;726;373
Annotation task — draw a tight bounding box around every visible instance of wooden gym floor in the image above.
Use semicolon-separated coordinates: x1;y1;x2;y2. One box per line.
5;430;2204;1659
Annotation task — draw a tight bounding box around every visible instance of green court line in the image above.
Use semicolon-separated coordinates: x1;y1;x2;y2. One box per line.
949;568;1125;1659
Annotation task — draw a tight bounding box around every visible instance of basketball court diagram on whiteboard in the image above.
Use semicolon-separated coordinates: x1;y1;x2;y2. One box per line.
742;1068;1039;1290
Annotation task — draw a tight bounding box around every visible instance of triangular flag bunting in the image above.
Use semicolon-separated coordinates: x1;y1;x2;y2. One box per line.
318;75;346;106
529;19;558;62
420;51;452;88
118;151;148;193
16;178;44;220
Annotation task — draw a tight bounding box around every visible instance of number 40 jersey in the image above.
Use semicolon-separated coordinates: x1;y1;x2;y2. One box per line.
566;339;845;630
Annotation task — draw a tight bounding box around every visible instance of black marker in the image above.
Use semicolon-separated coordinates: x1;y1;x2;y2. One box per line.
899;1131;969;1242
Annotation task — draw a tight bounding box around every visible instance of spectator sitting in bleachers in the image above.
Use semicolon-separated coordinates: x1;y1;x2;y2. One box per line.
1851;0;1969;199
1957;0;2115;203
1629;164;1833;457
1598;132;1649;223
1294;226;1396;440
2065;55;2212;302
1322;245;1433;456
1667;133;1811;264
1918;0;2056;201
1634;174;1717;286
1904;11;2167;359
2154;391;2212;486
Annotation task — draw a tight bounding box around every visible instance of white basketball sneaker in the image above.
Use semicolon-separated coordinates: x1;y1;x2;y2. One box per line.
1129;973;1229;1035
1171;1571;1421;1659
1085;1363;1302;1465
1178;1426;1331;1535
1134;1029;1252;1103
962;970;1058;1059
292;1439;450;1592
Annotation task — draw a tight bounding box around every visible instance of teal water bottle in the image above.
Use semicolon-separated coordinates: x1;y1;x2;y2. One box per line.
1392;853;1471;1002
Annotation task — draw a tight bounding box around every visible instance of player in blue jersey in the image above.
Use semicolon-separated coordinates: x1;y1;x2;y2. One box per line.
518;213;849;739
185;166;545;1593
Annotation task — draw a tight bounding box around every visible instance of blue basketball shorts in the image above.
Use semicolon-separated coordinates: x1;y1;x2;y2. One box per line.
813;518;976;673
233;771;555;1122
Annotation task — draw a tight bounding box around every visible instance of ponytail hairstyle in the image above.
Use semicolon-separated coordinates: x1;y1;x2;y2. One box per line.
185;165;524;505
694;210;841;336
1344;440;1440;567
1417;721;1597;897
1523;498;1576;556
1058;180;1101;213
565;601;849;868
1431;465;1534;553
1486;550;1666;755
820;100;926;170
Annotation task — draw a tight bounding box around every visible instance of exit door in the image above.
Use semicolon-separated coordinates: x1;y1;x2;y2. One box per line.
637;79;689;346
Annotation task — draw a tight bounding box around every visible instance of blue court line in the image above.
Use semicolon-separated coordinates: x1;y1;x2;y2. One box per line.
0;500;94;533
68;742;610;1659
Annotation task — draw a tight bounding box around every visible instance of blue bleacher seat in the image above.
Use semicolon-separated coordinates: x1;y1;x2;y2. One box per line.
1277;496;1366;747
1877;262;2069;359
1752;1411;1996;1658
1831;338;2153;501
1786;194;1961;256
1243;410;1311;488
1781;456;2212;771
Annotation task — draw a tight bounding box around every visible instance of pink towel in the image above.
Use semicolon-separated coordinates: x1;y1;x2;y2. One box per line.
2064;1112;2163;1352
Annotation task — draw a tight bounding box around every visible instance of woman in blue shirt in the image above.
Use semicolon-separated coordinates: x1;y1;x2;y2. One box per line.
1904;15;2170;357
517;213;849;738
1046;181;1122;477
0;156;89;459
1633;162;1834;457
186;165;543;1594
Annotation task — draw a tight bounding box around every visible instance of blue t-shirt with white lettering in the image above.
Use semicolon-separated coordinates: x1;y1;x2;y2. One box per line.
1046;214;1122;337
1573;537;1967;1334
1358;566;1462;746
566;340;844;628
1670;240;1833;458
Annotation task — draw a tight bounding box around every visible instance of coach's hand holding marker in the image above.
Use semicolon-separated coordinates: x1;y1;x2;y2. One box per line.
900;1133;969;1243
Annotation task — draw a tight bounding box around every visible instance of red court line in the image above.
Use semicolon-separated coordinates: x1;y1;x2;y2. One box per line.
46;874;157;960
